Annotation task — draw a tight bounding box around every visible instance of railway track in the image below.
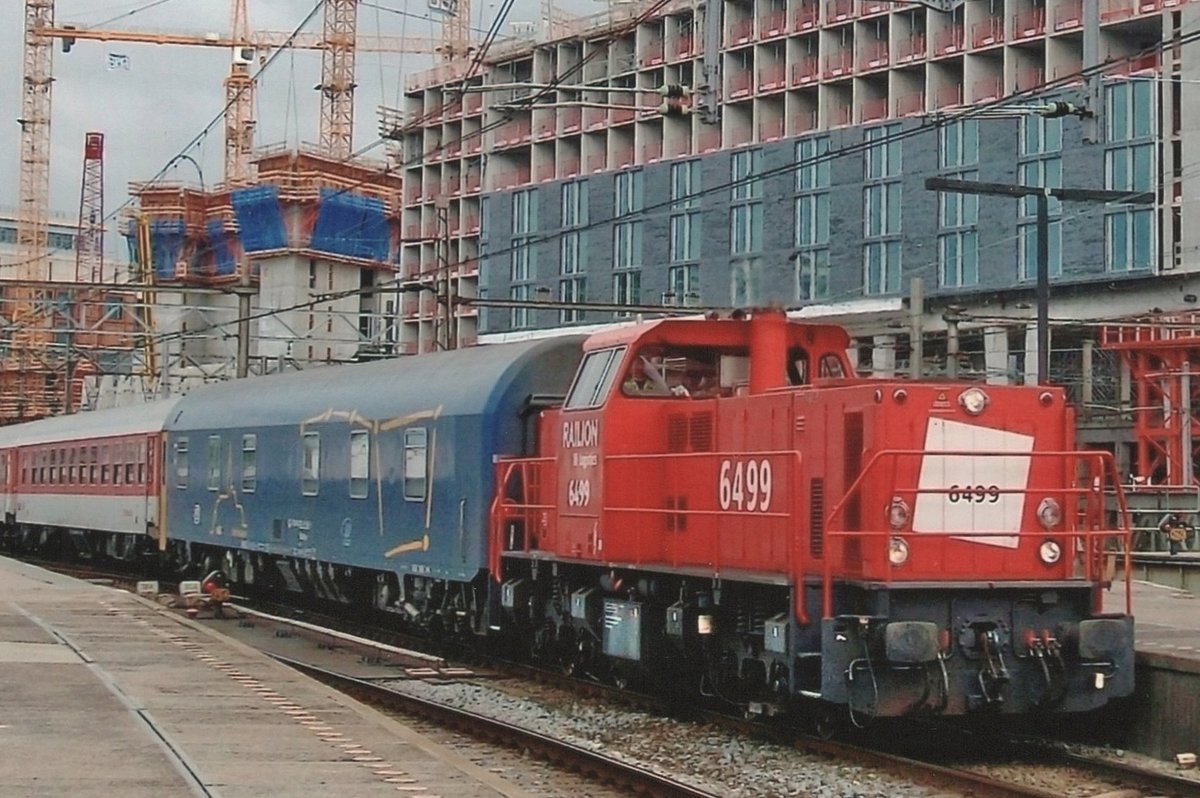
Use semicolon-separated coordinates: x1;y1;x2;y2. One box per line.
18;556;1200;798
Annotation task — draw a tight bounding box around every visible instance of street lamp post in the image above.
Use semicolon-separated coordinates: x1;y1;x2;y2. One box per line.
925;177;1155;385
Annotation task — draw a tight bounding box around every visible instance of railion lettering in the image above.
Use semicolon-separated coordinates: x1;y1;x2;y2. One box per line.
562;418;599;449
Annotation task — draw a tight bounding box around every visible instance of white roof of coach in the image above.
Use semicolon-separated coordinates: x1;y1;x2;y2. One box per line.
0;397;182;448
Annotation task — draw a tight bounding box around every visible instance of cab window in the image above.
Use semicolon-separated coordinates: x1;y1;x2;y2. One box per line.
564;346;626;409
622;347;722;399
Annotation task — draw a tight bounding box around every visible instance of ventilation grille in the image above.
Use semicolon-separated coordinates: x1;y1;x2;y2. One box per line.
810;478;824;559
689;412;713;451
667;412;714;453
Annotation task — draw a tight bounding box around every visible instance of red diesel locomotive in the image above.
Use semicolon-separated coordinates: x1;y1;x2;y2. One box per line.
492;311;1134;719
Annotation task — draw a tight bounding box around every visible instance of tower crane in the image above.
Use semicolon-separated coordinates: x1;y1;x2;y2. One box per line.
42;1;450;183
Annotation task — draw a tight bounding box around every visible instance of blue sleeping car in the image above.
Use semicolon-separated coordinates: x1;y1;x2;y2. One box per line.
162;337;584;585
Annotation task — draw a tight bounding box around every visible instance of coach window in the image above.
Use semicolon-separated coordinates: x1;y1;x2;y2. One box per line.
137;442;146;485
125;443;135;484
114;446;123;485
241;434;257;493
403;428;427;501
207;435;222;491
102;446;112;484
49;450;56;484
301;432;320;496
564;346;627;409
175;438;189;488
90;446;98;484
349;430;369;499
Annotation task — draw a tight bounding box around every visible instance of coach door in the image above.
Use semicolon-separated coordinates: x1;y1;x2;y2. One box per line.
0;450;13;520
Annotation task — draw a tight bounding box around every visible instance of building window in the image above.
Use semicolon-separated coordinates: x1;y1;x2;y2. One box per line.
731;203;763;255
939;119;979;169
241;434;257;493
670;213;700;262
863;128;902;295
561;180;587;227
175;438;189;489
615;169;643;217
938;168;979;288
670;159;701;265
864;123;902;180
731;148;763;200
1020;115;1063;157
795;194;829;248
301;432;320;496
796;136;830;191
795;250;830;302
510;283;533;329
1017;160;1063;281
666;263;699;306
731;258;762;306
864;242;902;295
404;427;428;501
1105;80;1156;273
560;181;588;324
730;149;763;258
671;159;701;208
795;136;831;302
613;269;641;311
560;274;586;323
349;430;369;499
512;188;537;234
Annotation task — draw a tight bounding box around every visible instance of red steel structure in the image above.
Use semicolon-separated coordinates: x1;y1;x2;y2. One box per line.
75;132;104;284
1102;314;1200;486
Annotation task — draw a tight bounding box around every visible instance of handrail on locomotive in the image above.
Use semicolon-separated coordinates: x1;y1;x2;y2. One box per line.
824;447;1133;618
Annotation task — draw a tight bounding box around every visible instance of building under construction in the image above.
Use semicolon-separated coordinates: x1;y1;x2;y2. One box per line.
382;0;1200;494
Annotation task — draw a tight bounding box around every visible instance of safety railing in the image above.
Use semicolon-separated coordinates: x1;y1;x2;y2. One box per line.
822;449;1132;620
489;456;556;581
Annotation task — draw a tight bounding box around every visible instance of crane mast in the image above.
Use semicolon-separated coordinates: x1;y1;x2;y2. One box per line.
319;0;359;160
225;0;255;184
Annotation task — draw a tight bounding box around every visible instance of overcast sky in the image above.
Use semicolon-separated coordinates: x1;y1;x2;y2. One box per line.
0;0;587;244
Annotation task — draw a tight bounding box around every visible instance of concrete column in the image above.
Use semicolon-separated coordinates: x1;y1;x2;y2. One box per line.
984;326;1009;386
1082;338;1095;407
1023;324;1046;386
872;334;896;378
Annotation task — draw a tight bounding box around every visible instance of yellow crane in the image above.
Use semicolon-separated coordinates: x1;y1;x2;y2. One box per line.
42;0;450;183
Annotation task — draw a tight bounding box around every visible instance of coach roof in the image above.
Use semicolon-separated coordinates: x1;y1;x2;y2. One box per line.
164;336;585;432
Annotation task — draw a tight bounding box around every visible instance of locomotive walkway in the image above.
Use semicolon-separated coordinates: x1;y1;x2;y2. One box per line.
0;556;534;798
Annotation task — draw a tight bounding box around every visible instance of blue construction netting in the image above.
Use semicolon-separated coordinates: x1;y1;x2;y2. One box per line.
310;188;390;261
231;185;287;252
206;219;236;277
149;218;187;280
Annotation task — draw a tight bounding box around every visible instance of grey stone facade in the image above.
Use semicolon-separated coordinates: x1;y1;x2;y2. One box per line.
479;114;1120;335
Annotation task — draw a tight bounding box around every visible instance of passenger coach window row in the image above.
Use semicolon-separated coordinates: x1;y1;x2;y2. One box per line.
172;428;429;501
22;440;149;487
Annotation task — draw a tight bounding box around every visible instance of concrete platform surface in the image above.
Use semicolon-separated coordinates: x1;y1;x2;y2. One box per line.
0;557;535;798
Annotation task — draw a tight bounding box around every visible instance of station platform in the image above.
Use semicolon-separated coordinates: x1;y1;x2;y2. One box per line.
0;556;534;798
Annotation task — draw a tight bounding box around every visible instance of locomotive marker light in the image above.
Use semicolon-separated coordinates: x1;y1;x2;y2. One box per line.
1037;497;1063;530
1039;539;1063;565
958;387;989;415
888;537;910;566
887;496;911;530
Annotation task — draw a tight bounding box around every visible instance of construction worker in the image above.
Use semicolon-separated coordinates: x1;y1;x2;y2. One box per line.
1158;512;1193;556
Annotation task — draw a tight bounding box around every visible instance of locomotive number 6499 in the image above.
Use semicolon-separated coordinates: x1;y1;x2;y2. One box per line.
718;458;773;512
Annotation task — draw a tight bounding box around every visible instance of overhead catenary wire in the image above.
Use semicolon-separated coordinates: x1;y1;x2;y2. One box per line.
7;7;1200;354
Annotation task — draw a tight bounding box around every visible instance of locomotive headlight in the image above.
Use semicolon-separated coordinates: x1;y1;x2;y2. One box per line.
1037;497;1063;529
888;537;910;566
958;387;990;415
886;496;911;530
1039;539;1062;565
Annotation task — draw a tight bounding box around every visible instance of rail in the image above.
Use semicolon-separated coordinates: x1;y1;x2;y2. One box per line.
822;448;1132;619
